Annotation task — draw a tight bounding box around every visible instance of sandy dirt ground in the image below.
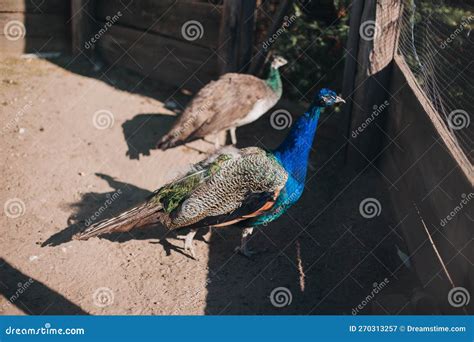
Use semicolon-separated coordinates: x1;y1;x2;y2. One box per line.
0;56;415;315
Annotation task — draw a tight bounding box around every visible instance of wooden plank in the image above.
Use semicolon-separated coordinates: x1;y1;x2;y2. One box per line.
236;0;256;73
369;0;402;74
71;0;97;56
248;0;293;76
0;0;68;14
342;0;364;163
345;0;402;170
218;0;242;73
97;23;218;91
0;36;68;55
0;13;67;38
395;55;472;183
379;59;473;314
95;0;221;49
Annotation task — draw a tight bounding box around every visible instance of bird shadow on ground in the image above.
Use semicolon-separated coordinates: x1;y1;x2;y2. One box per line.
122;113;175;160
42;173;159;245
41;173;205;259
0;258;88;314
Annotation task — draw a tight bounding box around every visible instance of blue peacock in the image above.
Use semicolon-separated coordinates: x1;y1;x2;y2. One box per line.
75;89;345;258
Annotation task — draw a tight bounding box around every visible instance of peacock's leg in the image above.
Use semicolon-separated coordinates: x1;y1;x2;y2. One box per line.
176;229;198;258
229;127;237;145
234;227;255;257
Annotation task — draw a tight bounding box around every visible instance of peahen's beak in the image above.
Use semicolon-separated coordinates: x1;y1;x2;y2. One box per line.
335;95;346;104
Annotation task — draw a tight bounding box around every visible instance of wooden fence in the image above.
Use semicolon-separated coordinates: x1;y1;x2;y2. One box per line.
344;0;473;314
0;0;70;55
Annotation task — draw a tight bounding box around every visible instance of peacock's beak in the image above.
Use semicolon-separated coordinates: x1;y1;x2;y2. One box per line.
335;95;346;104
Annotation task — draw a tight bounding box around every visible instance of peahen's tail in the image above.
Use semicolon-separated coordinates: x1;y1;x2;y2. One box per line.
73;202;163;240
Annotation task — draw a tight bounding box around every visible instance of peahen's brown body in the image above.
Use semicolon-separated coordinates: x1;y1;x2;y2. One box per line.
157;56;287;149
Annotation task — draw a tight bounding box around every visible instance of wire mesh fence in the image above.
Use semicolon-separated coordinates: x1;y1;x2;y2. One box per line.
398;0;473;164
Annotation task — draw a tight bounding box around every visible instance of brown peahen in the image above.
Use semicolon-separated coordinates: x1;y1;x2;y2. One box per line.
156;56;288;150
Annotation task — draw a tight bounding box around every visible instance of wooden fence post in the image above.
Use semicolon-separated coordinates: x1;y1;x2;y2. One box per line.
343;0;403;170
71;0;96;57
218;0;256;74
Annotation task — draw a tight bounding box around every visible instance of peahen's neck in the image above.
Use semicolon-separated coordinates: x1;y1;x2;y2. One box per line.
274;105;321;184
265;67;282;97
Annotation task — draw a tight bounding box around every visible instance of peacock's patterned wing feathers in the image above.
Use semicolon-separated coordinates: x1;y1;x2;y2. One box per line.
150;147;288;229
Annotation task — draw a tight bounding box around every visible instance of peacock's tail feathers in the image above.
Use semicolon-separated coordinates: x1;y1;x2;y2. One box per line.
73;202;163;240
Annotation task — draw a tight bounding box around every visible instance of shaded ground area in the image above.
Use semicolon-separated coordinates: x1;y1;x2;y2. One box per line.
1;56;416;315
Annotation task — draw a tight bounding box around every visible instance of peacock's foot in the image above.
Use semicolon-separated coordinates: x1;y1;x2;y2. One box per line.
234;245;257;258
176;229;197;259
234;227;256;258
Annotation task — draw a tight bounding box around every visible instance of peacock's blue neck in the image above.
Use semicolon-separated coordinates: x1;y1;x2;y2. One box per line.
250;104;322;226
274;105;321;184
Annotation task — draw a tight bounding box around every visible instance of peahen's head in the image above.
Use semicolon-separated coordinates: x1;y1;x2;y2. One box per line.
271;55;288;69
314;88;345;107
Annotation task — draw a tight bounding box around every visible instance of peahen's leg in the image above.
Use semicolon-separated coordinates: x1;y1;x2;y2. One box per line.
176;229;198;258
229;127;237;145
214;134;220;149
234;227;255;257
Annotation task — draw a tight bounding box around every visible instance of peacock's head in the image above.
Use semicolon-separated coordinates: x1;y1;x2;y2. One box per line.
314;88;345;107
271;55;288;69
